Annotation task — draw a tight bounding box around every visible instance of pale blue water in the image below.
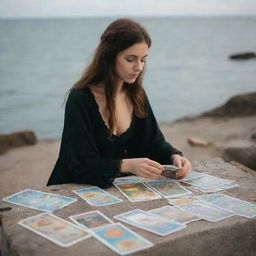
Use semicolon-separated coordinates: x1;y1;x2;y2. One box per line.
0;17;256;139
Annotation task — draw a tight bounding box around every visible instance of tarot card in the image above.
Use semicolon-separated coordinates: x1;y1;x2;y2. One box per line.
145;180;191;198
148;205;199;224
114;209;186;236
180;171;206;181
73;186;122;206
195;193;256;218
197;183;240;193
163;165;179;171
181;175;232;190
113;176;149;185
18;213;91;247
69;210;113;229
176;201;234;222
162;165;179;178
114;183;161;202
168;196;198;206
91;222;153;255
2;189;77;212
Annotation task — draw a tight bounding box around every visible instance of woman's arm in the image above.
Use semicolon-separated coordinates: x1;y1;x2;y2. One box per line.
125;93;191;178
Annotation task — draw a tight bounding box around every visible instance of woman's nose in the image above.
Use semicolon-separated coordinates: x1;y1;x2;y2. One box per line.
134;61;143;72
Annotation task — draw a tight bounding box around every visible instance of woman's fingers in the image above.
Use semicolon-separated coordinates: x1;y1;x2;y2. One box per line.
123;157;164;179
146;159;164;174
140;169;163;179
176;159;191;178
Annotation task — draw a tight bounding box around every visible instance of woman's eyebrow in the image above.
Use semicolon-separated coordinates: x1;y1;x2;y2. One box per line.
126;54;148;58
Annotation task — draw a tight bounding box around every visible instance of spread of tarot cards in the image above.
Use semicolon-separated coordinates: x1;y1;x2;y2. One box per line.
2;169;256;255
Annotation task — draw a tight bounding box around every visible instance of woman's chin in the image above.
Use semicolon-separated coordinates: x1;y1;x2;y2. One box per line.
125;78;137;84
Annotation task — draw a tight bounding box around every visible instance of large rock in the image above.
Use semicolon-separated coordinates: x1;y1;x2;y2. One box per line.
201;92;256;117
229;52;256;60
223;145;256;171
0;130;37;155
187;137;210;147
1;158;256;256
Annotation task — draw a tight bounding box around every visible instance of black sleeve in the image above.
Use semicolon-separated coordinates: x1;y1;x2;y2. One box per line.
47;90;121;188
127;94;182;164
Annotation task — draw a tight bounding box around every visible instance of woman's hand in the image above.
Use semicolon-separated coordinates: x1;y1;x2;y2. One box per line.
121;158;164;179
171;154;192;179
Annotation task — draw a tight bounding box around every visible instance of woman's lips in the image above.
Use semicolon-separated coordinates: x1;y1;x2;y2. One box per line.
130;74;139;79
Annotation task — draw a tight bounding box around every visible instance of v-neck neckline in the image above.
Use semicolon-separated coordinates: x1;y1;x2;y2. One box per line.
85;87;135;138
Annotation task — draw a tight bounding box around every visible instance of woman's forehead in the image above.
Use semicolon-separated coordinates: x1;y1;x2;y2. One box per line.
121;42;148;57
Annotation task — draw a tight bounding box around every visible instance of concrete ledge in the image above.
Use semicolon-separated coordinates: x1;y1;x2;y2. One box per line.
1;158;256;256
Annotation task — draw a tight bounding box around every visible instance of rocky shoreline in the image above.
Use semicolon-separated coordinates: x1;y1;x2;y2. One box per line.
0;92;255;194
161;92;256;171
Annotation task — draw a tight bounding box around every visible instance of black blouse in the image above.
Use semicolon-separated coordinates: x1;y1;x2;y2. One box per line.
47;88;182;188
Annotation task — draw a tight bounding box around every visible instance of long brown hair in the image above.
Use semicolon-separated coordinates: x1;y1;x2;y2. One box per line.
72;18;152;134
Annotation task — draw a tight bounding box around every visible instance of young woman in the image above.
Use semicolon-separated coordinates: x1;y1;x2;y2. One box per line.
47;18;191;188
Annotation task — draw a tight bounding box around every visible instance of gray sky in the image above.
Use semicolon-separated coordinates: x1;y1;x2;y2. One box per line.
0;0;256;18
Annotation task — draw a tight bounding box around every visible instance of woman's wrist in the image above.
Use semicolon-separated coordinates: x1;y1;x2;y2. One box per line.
120;159;130;173
171;154;179;161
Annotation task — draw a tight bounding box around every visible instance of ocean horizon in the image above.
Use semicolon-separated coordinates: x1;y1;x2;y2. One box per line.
0;16;255;139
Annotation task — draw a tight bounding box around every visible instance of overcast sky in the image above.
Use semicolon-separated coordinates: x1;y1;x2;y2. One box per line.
0;0;256;18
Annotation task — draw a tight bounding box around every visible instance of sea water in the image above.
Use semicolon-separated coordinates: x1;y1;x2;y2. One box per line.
0;17;255;139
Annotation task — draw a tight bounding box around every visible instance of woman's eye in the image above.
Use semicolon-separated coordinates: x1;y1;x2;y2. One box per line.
126;58;134;62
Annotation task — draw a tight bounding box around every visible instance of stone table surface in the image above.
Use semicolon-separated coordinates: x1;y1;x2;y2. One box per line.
1;158;256;256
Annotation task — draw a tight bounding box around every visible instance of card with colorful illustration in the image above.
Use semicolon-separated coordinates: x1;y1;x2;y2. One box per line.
2;189;77;212
181;175;232;190
72;187;122;206
145;180;191;198
113;176;149;185
18;213;91;247
168;196;196;206
176;201;234;222
195;182;240;193
148;205;200;224
69;210;113;229
114;209;186;236
195;193;256;218
91;222;153;255
114;183;161;202
180;171;206;181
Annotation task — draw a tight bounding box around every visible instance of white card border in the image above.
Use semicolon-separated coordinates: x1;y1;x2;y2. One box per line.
145;180;192;198
69;210;113;230
194;193;256;218
72;186;123;206
2;189;77;212
176;200;234;222
148;205;200;224
114;183;161;202
18;213;91;247
114;209;186;236
91;222;153;255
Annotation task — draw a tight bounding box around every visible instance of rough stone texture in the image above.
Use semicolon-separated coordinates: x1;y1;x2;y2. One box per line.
223;145;256;171
1;158;256;256
201;92;256;117
0;131;37;155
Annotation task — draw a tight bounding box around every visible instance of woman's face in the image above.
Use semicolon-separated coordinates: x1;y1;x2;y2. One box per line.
115;42;148;85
